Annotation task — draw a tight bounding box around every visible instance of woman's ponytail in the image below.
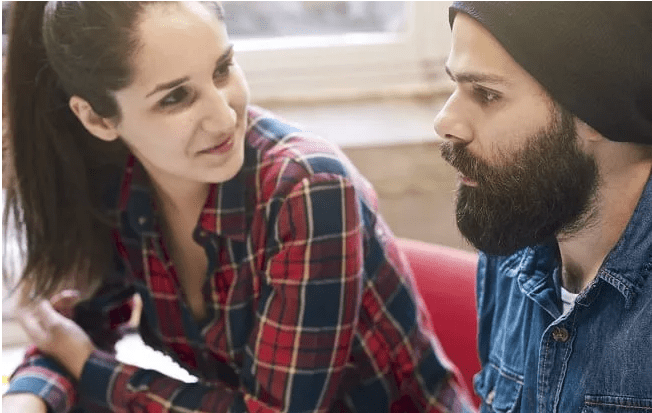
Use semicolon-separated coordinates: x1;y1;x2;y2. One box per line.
3;2;142;300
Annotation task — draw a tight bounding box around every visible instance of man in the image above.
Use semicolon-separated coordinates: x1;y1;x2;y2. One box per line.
434;2;652;412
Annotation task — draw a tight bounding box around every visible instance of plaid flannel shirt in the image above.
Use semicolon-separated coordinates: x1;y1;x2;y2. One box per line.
7;106;475;413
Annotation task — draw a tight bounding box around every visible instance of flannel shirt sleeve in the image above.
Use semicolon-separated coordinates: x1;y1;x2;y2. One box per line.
63;173;361;413
5;284;137;413
76;350;240;412
241;172;364;412
5;346;78;413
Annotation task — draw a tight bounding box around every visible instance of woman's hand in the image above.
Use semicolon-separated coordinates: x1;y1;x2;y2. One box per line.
17;289;96;381
2;393;48;412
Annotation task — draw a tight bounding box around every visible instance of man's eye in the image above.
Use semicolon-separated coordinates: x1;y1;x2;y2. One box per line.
159;87;189;107
473;86;500;105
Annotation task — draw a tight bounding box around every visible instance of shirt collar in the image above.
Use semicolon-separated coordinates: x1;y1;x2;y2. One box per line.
517;172;652;306
118;151;250;243
597;172;652;305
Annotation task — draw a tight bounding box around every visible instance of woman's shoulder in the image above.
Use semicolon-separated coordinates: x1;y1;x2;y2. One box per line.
244;106;378;206
245;106;359;182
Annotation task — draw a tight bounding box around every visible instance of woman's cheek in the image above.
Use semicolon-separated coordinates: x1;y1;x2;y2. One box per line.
231;64;250;112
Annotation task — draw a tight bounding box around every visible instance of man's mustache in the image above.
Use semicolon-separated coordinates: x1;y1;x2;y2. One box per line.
439;140;487;184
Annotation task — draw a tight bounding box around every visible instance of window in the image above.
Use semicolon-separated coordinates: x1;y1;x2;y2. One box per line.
224;1;453;102
224;2;407;38
1;2;452;101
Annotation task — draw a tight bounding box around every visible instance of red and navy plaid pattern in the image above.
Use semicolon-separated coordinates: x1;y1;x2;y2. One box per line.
7;106;475;413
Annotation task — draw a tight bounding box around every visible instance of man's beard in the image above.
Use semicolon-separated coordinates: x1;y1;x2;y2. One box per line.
440;108;600;255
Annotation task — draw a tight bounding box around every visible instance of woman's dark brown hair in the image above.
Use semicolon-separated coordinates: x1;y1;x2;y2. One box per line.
3;2;152;300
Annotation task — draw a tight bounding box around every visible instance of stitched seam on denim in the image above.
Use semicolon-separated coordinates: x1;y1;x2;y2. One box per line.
537;335;553;413
573;277;604;308
552;324;576;413
584;401;652;410
600;269;634;302
585;394;652;406
643;251;652;273
500;250;528;274
486;362;524;385
518;274;549;296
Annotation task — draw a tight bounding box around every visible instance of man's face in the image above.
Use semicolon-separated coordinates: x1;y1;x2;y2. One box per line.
434;13;599;255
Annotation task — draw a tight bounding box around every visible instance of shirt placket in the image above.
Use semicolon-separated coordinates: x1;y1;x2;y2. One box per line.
537;317;575;413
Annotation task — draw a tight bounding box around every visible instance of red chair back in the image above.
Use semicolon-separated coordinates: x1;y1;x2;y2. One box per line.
397;238;481;407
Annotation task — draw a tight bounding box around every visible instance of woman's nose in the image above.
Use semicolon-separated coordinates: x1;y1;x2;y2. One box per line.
433;93;473;145
201;87;236;133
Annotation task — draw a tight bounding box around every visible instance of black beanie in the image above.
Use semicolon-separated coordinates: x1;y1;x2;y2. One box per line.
449;2;652;145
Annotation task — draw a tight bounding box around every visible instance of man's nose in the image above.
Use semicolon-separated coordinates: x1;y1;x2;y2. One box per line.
433;92;473;145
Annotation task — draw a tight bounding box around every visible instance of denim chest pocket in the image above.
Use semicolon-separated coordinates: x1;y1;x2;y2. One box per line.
581;395;652;412
474;363;523;413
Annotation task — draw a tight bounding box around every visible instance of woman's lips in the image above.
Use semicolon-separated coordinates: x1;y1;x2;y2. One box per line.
200;136;234;155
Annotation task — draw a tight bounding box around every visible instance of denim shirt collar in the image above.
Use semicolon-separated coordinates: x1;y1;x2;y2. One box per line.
514;173;652;309
597;172;652;305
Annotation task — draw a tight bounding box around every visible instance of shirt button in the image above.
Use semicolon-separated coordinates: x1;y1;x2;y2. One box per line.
552;326;570;342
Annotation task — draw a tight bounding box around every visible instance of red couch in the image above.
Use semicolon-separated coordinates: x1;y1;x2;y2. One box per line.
397;238;481;407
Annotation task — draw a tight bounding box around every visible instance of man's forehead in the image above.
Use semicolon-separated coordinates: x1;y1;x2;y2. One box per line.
448;13;514;79
448;12;543;93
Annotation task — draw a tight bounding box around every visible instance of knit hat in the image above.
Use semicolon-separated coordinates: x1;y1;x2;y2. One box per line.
449;2;652;145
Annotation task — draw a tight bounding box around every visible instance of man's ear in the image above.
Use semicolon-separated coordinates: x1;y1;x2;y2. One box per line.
575;118;604;143
69;96;119;142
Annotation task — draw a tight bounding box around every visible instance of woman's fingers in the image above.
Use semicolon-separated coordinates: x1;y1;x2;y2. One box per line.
31;299;59;327
18;300;65;348
17;305;48;345
15;294;96;380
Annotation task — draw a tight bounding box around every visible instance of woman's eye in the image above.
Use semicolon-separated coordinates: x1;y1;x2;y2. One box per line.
473;85;501;105
214;59;233;80
159;87;189;107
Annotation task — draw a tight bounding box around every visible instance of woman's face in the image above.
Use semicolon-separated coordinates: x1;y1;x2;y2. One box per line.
111;2;249;191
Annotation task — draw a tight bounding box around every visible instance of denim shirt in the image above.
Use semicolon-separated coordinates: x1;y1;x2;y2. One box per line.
475;173;652;413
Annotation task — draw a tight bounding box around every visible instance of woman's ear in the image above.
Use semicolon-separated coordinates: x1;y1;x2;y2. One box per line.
69;96;119;142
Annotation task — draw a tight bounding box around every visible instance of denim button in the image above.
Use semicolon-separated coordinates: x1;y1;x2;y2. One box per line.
138;216;147;226
552;326;570;342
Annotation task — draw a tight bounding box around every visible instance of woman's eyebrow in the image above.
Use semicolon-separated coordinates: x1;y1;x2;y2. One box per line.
145;44;235;99
145;76;191;98
215;45;234;69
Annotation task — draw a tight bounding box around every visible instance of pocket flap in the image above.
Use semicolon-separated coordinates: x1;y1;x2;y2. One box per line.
474;364;523;412
583;394;652;412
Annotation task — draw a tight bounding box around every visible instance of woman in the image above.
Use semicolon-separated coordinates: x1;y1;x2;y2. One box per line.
2;2;474;412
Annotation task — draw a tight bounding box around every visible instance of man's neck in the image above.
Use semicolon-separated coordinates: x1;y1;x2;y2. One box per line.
557;157;652;293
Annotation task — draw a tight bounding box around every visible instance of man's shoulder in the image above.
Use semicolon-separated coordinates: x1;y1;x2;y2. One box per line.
477;248;529;278
479;241;559;275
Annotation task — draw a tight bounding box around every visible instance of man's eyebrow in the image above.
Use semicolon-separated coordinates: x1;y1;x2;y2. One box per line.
445;66;510;86
145;45;235;98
